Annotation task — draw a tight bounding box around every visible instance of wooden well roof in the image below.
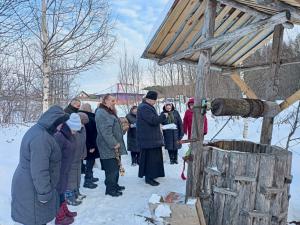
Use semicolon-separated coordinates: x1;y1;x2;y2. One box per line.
142;0;300;67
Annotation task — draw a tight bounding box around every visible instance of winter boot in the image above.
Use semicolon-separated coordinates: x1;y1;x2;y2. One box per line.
105;190;122;197
62;201;77;217
74;189;86;201
91;177;99;183
55;205;74;225
65;191;82;206
83;180;98;189
117;184;125;191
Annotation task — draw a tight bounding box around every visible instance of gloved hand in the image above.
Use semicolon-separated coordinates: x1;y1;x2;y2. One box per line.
130;123;136;128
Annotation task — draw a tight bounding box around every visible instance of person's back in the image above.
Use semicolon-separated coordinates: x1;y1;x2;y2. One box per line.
11;105;68;225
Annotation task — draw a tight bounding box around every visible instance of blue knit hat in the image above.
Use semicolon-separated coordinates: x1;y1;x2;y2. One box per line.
66;113;81;131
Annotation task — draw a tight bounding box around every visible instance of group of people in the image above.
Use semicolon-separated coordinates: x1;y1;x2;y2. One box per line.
10;90;208;225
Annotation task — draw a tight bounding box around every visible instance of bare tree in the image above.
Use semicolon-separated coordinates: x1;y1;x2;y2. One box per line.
14;0;115;111
118;49;143;114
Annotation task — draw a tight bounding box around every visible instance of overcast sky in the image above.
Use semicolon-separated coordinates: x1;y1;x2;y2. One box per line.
75;0;170;94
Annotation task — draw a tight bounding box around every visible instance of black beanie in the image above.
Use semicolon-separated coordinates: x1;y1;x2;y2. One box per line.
145;91;158;100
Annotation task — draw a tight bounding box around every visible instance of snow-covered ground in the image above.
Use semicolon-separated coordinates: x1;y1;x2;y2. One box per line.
0;108;299;224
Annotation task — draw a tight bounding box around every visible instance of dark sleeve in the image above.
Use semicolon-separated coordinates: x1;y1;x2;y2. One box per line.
176;111;184;140
85;121;97;150
139;106;166;126
30;135;53;202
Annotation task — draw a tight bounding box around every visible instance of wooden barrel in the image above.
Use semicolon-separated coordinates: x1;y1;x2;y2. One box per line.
199;140;292;225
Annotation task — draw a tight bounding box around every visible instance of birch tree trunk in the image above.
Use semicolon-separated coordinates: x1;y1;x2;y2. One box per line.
41;0;51;112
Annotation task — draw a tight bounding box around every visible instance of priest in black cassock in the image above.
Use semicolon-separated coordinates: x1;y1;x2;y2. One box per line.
137;91;168;186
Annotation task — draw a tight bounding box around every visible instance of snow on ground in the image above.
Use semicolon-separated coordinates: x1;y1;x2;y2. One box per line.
0;107;299;224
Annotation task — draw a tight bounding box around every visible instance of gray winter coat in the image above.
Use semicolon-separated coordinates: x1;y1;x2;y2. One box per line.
11;106;67;225
95;105;127;159
67;127;86;190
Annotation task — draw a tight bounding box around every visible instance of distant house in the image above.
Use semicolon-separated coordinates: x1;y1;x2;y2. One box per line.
77;91;144;105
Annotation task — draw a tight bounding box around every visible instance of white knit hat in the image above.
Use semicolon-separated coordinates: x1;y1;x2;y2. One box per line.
66;113;81;131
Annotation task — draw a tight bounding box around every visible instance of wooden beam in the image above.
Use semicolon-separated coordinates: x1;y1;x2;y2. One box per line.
218;0;269;19
222;57;300;74
186;0;217;198
230;72;258;99
268;1;300;22
260;24;284;145
279;89;300;112
158;12;289;66
255;0;274;5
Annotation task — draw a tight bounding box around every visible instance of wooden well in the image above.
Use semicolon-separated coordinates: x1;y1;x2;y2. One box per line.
199;140;292;225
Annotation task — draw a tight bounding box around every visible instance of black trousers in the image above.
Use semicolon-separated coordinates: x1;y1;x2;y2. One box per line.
131;152;140;164
101;158;119;192
85;158;95;181
167;150;178;161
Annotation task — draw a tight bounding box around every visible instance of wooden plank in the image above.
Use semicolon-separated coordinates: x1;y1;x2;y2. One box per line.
164;0;207;56
222;29;272;65
158;12;289;65
156;0;200;55
177;6;231;53
218;0;270;18
213;186;238;197
279;89;300;111
230;72;258;99
214;9;242;37
233;32;273;66
148;0;190;53
253;154;275;225
186;0;217;198
234;175;256;182
260;24;284;145
212;14;252;57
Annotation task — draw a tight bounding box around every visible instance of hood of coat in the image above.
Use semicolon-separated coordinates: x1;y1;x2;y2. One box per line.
163;102;175;113
187;98;194;109
64;104;79;114
60;122;74;140
38;105;69;130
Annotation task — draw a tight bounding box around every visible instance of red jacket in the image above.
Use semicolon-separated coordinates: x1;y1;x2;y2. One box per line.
183;98;208;139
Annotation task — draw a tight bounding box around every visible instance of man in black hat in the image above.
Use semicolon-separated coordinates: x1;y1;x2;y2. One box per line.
137;91;168;186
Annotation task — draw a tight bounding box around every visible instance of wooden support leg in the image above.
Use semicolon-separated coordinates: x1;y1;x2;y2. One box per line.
186;0;217;198
260;24;284;145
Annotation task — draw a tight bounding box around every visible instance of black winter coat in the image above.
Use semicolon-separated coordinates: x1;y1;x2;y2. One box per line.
161;107;184;151
79;110;100;159
136;101;166;149
126;112;139;152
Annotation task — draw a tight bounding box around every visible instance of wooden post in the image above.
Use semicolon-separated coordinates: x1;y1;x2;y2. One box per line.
186;0;216;198
260;24;284;144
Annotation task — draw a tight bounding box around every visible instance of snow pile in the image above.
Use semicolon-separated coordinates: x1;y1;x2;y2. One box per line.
155;204;171;218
